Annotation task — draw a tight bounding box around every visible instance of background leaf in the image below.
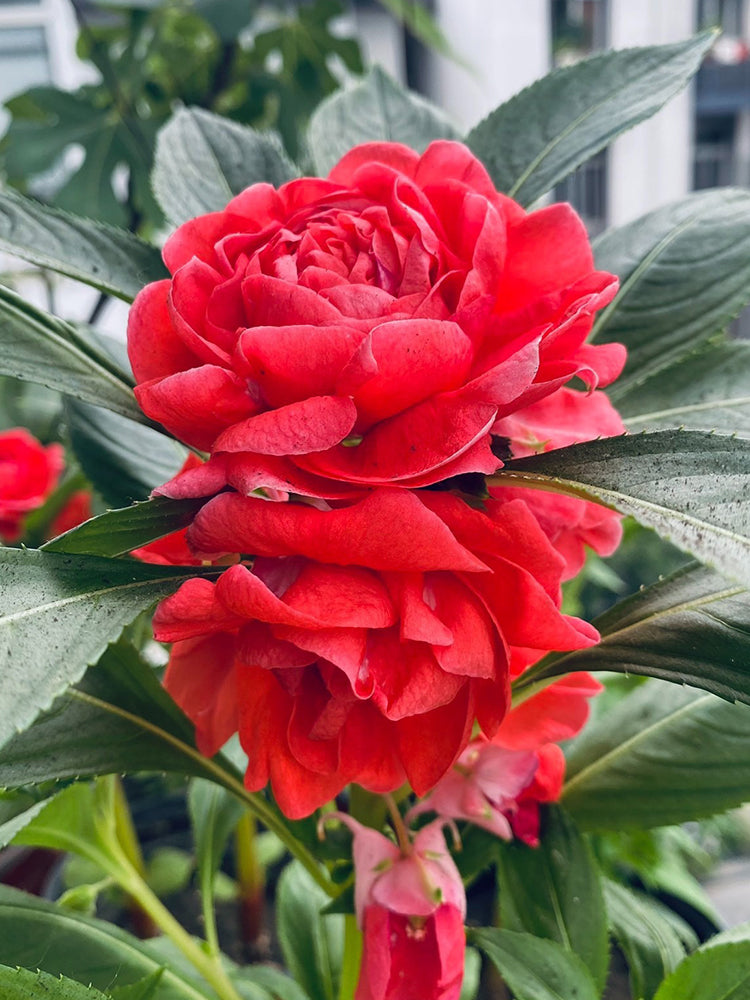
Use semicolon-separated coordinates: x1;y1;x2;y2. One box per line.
470;928;598;1000
593;189;750;396
153;107;296;227
0;548;218;751
0;187;166;301
0;885;211;1000
604;880;695;1000
277;861;343;1000
66;400;188;508
496;806;609;992
495;430;750;588
465;32;713;206
307;66;459;176
563;679;750;829
653;941;750;1000
0;284;145;423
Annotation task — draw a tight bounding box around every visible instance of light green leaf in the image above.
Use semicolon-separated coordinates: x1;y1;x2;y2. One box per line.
0;186;166;301
0;885;211;1000
66;399;188;508
110;971;166;1000
277;861;344;1000
43;496;204;558
232;966;308;1000
0;283;146;423
493;430;750;588
563;679;750;829
0;638;226;787
653;941;750;999
307;66;459;177
618;339;750;438
153;107;296;227
593;189;750;396
0;790;55;848
466;32;713;206
0;547;219;751
604;880;693;1000
470;928;598;1000
512;563;750;707
0;965;108;1000
496;806;609;992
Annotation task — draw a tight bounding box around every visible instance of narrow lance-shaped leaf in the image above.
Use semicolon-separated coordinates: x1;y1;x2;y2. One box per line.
0;885;212;1000
43;496;205;559
153;107;297;227
491;430;750;588
0;283;146;423
466;32;713;206
618;339;750;438
592;189;750;395
562;679;750;829
0;186;166;300
307;66;459;177
0;548;220;752
511;563;750;706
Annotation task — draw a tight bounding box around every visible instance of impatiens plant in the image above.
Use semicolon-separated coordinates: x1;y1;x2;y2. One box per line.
3;26;750;1000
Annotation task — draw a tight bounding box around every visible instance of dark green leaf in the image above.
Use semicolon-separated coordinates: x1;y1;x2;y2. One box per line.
65;400;188;508
466;32;713;206
496;806;609;992
153;107;296;227
307;66;459;176
0;283;145;423
277;861;344;1000
604;880;693;1000
618;339;750;438
563;679;750;829
0;547;218;751
512;564;750;707
231;966;308;1000
0;187;166;301
0;885;211;1000
43;497;204;558
494;430;750;588
593;189;750;396
470;928;598;1000
0;965;108;1000
110;971;166;1000
653;941;750;999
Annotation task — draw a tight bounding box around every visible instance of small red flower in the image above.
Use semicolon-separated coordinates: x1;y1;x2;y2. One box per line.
153;489;598;817
128;140;621;499
0;428;64;542
48;490;93;538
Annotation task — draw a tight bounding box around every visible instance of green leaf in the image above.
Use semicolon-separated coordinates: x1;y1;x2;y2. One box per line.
0;283;145;424
0;965;108;1000
604;880;693;1000
307;66;459;177
0;884;211;1000
0;187;166;301
66;400;188;508
232;966;308;1000
0;639;224;787
153;107;296;227
0;547;219;751
0;790;56;848
277;861;344;1000
493;430;750;588
653;941;750;999
513;563;750;707
470;928;598;1000
562;679;750;829
618;339;750;438
43;497;204;558
374;0;459;61
593;189;750;396
466;32;714;206
496;806;609;992
110;971;166;1000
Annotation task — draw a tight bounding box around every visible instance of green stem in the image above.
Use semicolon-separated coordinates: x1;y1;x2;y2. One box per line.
338;914;363;1000
384;794;411;855
235;812;265;947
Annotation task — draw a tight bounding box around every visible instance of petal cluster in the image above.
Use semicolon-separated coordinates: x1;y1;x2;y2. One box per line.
0;428;63;542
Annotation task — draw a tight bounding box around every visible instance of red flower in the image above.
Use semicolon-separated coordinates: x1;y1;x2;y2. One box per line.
48;490;93;538
128;140;621;499
0;429;64;542
326;815;466;1000
492;387;626;578
153;489;598;817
